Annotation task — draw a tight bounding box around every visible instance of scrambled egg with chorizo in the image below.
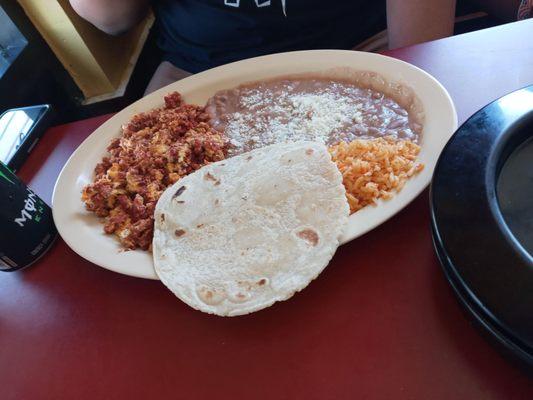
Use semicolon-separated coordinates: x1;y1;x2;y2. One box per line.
82;92;228;250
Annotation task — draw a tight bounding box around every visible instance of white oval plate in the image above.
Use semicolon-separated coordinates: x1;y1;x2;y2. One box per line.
52;50;457;280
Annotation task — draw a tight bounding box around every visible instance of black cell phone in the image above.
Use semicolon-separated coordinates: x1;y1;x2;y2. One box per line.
0;105;55;172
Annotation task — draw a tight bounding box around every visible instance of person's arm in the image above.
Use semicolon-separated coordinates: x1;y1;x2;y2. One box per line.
386;0;456;49
69;0;150;36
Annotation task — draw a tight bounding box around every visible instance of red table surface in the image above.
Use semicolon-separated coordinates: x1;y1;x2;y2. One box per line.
2;20;533;400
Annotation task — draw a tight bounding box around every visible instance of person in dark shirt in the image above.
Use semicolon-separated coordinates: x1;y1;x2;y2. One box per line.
70;0;459;94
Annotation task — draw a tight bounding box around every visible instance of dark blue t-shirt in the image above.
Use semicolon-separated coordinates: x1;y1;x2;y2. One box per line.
155;0;385;72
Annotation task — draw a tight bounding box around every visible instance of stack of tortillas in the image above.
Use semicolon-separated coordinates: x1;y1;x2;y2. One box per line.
153;141;349;316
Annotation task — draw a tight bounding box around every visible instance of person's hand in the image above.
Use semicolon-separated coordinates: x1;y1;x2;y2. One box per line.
69;0;150;36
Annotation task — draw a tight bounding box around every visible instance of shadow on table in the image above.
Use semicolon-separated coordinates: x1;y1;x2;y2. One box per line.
430;256;533;385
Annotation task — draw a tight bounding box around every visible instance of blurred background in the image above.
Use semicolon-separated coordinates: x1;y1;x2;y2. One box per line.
0;0;519;124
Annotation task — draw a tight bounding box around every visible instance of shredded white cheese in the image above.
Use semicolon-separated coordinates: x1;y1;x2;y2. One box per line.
226;88;363;150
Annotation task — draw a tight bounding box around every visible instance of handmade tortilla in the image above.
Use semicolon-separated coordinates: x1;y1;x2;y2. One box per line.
153;141;349;316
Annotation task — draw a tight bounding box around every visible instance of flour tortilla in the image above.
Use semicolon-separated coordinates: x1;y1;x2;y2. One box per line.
153;141;349;316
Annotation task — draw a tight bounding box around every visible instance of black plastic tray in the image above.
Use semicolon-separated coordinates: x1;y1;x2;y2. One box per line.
430;86;533;371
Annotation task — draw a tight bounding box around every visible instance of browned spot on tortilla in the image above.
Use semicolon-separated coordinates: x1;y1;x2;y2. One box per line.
174;229;186;237
306;148;314;155
236;293;247;300
172;186;186;199
176;200;185;204
196;224;204;228
215;199;219;205
297;228;319;246
204;172;217;182
247;155;252;161
258;278;267;286
205;172;221;186
160;213;165;222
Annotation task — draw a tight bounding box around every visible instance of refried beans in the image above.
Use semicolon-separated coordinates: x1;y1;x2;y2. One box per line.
206;72;424;156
